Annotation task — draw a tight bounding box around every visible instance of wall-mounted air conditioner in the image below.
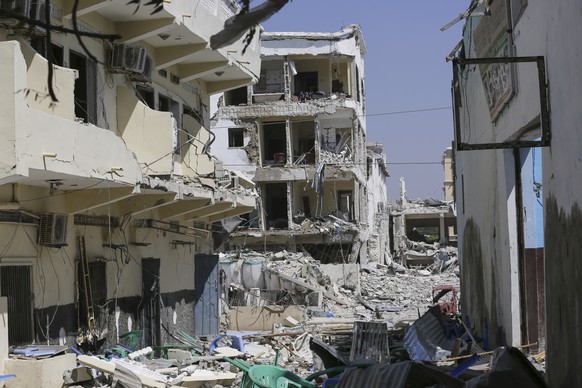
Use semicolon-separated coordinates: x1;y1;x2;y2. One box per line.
29;0;45;22
38;213;67;246
109;44;147;74
0;0;30;21
129;55;153;83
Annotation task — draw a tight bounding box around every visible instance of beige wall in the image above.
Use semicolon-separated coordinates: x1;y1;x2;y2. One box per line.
291;57;332;94
180;115;215;177
117;86;175;175
19;42;76;121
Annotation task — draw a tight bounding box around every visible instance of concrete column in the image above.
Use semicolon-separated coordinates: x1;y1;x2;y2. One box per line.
283;59;291;102
287;181;294;229
285;117;291;165
439;213;446;243
246;85;253;105
258;185;266;232
354;182;360;222
314;118;321;163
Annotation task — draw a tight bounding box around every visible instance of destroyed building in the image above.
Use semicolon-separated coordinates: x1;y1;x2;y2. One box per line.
389;150;458;270
0;0;261;366
450;0;581;386
211;25;389;263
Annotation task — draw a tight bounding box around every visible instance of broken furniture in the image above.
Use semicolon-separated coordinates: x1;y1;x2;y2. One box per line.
209;332;257;354
432;285;458;315
112;330;143;357
243;365;316;388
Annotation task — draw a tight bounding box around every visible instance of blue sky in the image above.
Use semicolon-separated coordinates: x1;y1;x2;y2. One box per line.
261;0;467;200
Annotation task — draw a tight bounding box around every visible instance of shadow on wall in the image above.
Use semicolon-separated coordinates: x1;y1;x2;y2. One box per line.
544;195;582;387
461;218;504;347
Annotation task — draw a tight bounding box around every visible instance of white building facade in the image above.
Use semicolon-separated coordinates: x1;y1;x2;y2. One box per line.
453;0;582;385
212;26;389;263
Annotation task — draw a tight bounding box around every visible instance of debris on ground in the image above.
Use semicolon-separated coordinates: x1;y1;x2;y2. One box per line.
4;248;547;387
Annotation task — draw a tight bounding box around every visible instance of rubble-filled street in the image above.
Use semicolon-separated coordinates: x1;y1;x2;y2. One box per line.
4;248;546;387
2;0;573;385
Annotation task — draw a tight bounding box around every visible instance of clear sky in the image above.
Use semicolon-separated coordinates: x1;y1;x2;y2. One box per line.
261;0;467;200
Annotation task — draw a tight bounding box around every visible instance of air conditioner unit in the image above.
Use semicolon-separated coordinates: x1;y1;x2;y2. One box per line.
0;0;29;21
38;213;67;246
109;44;147;73
29;0;45;22
129;54;153;83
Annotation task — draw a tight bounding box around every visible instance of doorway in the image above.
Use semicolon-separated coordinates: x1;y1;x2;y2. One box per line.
69;51;97;124
515;147;545;350
141;258;161;348
0;265;33;346
194;254;219;337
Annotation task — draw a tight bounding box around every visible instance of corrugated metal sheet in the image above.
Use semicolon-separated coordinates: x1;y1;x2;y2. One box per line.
337;361;463;388
402;305;455;362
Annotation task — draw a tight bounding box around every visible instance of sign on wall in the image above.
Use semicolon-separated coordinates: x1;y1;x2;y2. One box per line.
473;0;516;121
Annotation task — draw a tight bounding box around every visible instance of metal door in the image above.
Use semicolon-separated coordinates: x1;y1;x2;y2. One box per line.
194;254;219;336
1;266;33;345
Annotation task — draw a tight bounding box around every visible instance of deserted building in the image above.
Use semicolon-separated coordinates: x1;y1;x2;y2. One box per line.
0;0;260;356
212;25;389;263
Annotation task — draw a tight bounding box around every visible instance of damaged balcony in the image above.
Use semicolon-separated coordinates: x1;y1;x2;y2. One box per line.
0;41;255;225
228;177;364;261
65;0;260;94
220;25;365;117
0;41;143;190
117;86;216;178
221;56;363;119
257;118;356;168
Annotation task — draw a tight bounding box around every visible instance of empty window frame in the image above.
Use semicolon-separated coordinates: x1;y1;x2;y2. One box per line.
337;190;354;220
136;86;155;108
228;128;244;148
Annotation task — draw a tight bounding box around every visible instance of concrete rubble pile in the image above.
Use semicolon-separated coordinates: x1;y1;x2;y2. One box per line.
4;248;546;387
396;238;460;275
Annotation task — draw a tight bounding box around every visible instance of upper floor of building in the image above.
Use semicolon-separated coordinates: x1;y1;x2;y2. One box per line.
215;24;367;121
0;0;261;225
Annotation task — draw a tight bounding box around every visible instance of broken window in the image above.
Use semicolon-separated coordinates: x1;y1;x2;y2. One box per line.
31;39;64;67
406;218;441;243
136;85;155;108
263;183;288;229
294;71;318;98
254;61;285;94
224;86;248;106
262;122;287;165
228;128;244;148
337;190;354;221
355;66;361;103
70;50;97;124
158;94;180;119
291;120;315;164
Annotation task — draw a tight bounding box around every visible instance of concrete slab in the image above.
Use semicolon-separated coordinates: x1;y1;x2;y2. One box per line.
228;306;305;331
320;264;360;294
4;353;76;388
